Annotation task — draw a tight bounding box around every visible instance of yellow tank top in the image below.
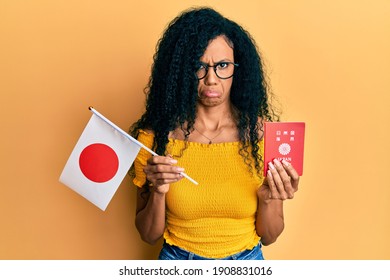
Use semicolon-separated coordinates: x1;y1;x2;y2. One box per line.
133;129;264;258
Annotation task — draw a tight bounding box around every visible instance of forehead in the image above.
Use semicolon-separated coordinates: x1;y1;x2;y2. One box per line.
201;35;234;61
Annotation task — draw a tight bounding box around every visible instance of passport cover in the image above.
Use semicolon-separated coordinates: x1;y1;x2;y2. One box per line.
263;122;305;176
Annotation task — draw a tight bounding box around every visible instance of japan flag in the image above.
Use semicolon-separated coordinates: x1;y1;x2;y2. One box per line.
59;112;141;211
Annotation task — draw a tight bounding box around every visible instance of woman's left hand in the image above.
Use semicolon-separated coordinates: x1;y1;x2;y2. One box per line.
258;159;300;201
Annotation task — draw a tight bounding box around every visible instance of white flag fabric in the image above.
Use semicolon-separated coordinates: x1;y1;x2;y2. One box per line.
59;113;141;211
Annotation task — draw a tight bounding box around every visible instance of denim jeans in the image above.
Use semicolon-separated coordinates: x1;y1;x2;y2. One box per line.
158;242;264;260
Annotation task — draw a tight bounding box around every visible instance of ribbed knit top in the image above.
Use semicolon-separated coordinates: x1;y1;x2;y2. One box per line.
133;129;265;258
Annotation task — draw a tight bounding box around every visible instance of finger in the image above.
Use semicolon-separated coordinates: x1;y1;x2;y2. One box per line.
281;160;300;192
147;155;177;165
147;164;184;174
274;159;296;199
155;176;184;185
149;173;184;186
145;162;183;181
151;171;183;180
144;164;184;178
272;159;295;198
266;168;281;199
269;161;289;200
144;155;182;175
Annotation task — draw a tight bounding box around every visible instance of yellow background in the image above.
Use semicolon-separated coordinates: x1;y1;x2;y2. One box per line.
1;0;389;259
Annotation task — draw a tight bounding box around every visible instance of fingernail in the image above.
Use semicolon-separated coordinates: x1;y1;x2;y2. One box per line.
177;167;185;172
273;159;281;166
170;159;178;164
282;159;290;167
267;170;273;177
268;162;275;170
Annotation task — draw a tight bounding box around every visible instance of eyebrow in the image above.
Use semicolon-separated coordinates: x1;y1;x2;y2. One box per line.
200;59;234;64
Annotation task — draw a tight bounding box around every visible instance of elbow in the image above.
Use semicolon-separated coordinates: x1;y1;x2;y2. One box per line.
135;220;162;245
259;224;285;246
260;236;278;246
139;233;161;245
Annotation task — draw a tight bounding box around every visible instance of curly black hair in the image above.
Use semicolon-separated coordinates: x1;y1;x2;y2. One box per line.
130;7;279;177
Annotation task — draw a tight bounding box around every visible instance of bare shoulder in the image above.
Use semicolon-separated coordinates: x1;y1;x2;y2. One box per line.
169;126;187;140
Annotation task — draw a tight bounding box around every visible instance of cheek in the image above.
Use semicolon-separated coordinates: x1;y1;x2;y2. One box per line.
222;79;233;94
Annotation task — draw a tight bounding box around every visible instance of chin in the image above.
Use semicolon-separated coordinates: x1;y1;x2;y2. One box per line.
198;97;224;107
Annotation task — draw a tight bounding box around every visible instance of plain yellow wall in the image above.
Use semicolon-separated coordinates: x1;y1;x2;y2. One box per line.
1;0;389;259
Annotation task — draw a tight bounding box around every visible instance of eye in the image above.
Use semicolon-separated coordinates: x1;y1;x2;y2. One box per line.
197;63;207;70
216;62;229;69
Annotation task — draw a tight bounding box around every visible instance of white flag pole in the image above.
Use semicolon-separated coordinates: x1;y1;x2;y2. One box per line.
89;107;198;185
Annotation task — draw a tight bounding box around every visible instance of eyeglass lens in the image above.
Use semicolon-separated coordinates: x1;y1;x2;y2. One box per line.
196;62;237;79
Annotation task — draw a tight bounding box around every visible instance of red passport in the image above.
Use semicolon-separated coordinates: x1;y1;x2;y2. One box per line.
263;122;305;176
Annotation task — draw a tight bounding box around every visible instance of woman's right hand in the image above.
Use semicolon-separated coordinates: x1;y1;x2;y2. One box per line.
143;155;184;194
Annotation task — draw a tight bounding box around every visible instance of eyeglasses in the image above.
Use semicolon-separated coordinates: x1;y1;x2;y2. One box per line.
196;62;239;80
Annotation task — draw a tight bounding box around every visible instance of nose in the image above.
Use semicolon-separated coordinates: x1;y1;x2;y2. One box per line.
203;67;218;85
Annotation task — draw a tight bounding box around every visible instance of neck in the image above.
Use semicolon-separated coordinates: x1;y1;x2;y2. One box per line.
195;103;235;131
170;103;238;142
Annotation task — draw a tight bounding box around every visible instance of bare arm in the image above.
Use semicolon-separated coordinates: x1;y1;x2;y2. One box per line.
135;187;167;245
135;155;184;245
256;159;299;245
256;198;284;245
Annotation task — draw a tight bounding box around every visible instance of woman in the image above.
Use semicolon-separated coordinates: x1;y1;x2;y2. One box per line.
129;7;299;260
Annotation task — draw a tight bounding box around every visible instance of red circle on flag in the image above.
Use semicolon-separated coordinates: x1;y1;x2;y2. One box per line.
79;143;119;183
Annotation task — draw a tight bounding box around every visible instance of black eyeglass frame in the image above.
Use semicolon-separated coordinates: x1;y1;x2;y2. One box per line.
196;62;239;80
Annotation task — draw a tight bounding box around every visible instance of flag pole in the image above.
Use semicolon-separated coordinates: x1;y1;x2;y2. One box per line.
88;107;198;185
